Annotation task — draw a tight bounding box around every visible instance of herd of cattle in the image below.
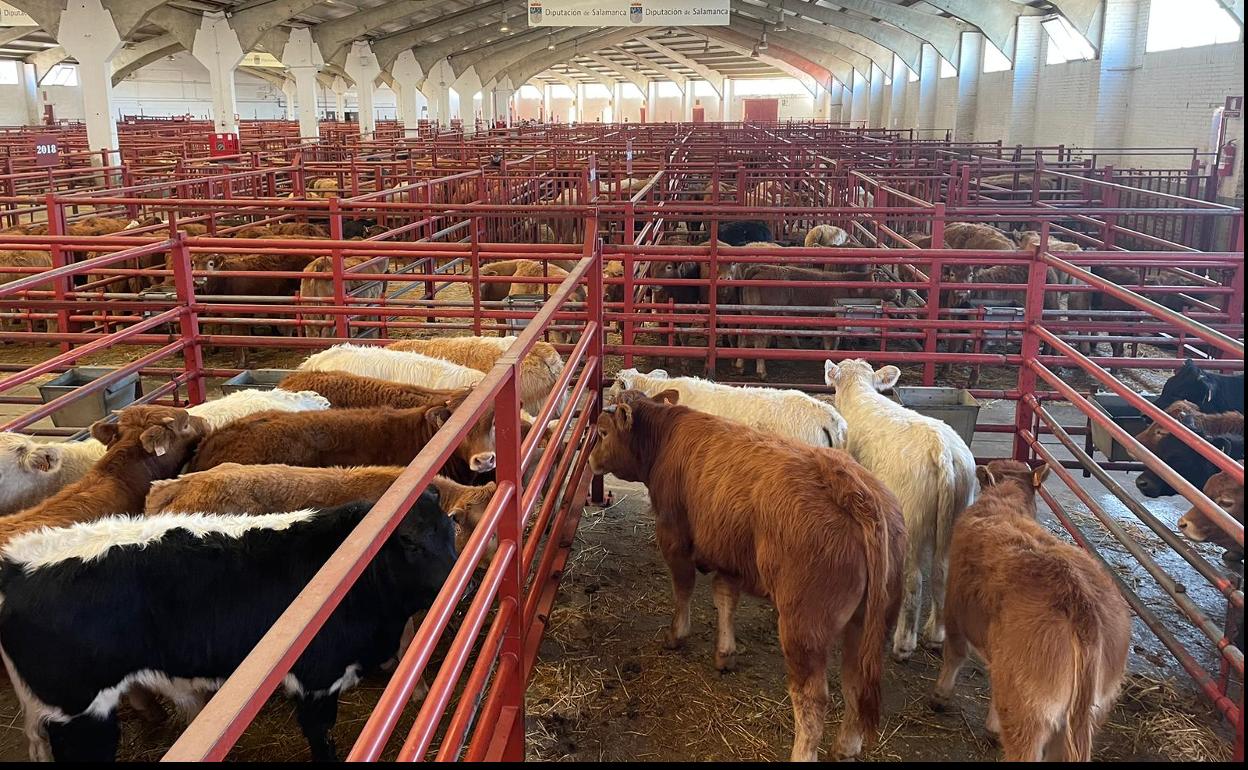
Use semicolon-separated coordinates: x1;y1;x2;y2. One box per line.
0;320;1240;760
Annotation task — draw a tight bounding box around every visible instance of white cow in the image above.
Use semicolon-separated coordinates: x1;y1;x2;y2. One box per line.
609;368;847;449
298;344;485;390
824;359;977;660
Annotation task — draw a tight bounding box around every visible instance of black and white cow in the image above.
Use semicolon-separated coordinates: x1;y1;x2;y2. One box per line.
1155;359;1245;414
1136;425;1245;498
0;489;456;762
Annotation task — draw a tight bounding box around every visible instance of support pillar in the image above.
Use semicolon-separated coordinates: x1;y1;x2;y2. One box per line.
344;41;381;137
189;12;245;135
391;50;424;137
20;62;38;125
331;76;347;122
722;78;732;121
281;27;324;139
281;79;297;120
868;62;885;128
917;43;939;134
850;69;869;126
839;81;851;123
889;54;908;130
1008;16;1043;146
496;86;514;126
955;31;983;142
56;0;124;157
1093;0;1146;148
681;81;692;122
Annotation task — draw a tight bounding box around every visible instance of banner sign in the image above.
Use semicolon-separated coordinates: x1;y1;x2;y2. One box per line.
528;1;730;27
0;2;38;27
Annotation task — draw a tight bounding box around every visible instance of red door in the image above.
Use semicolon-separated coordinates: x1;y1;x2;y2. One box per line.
691;105;706;123
742;98;779;123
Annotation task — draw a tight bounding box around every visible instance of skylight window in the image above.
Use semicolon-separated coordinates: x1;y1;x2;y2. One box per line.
1146;0;1241;52
1043;16;1096;64
983;41;1011;73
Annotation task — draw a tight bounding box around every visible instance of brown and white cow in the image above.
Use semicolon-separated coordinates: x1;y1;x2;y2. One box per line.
932;460;1130;761
1178;472;1244;559
589;389;905;761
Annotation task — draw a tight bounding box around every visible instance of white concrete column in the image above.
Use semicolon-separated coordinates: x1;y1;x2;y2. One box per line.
20;62;39;125
1093;0;1147;147
344;41;381;137
482;86;495;123
889;54;908;130
189;12;245;135
543;83;551;122
391;50;424;137
955;31;983;142
850;69;869;125
869;62;885;128
56;0;125;156
917;43;939;133
331;76;348;122
722;78;732;121
434;83;451;127
496;86;514;125
814;81;828;121
682;81;693;121
839;81;851;123
282;80;297;120
1008;16;1043;146
281;28;324;139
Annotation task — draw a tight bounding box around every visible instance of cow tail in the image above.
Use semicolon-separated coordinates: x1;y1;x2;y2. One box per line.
854;494;892;743
1063;632;1098;761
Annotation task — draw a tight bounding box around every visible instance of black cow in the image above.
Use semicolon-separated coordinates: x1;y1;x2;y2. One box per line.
0;489;456;762
1136;424;1245;498
1155;359;1245;414
715;220;773;247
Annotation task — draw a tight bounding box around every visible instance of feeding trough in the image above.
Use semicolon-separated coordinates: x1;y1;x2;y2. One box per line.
503;294;546;333
221;369;297;394
893;386;981;445
1088;392;1158;462
37;367;142;428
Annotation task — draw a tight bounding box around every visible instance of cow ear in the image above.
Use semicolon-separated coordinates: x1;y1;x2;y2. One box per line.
20;445;60;474
653;389;680;405
91;421;121;446
140;425;173;457
614;402;634;431
975;466;995;488
1211;437;1234;454
823;359;838;385
1032;465;1051;488
649;369;669;379
425;403;453;428
872;365;901;392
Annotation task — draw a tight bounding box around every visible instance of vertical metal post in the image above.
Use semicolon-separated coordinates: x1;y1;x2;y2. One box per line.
44;192;71;353
1013;221;1048;461
589;230;606;505
170;233;207;405
922;203;947;385
470;216;482;337
328;198;348;338
495;360;525;761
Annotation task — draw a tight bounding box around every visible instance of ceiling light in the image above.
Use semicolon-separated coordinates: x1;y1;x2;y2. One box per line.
758;28;769;51
500;2;509;31
775;16;787;33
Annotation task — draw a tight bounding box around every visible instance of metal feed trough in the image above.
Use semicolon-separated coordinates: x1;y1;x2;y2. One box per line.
38;367;142;428
221;369;298;394
1088;392;1159;462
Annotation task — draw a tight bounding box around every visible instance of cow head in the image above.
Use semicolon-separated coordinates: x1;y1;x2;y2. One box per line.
606;367;666;401
427;394;497;474
437;479;500;562
824;359;901;396
589;389;678;482
91;406;210;463
1177;472;1243;556
0;433;65;515
1156;359;1212;411
974;459;1049;517
1135;400;1201;450
1135;427;1236;498
394;486;459;605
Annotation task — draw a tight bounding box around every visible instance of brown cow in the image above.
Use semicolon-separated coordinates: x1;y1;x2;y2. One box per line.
588;390;905;761
278;370;464;408
0;406;209;547
932;460;1130;761
187;398;496;483
1177;472;1244;558
1135;400;1244;453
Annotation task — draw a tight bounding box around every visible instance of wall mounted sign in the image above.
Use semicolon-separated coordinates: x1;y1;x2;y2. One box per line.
34;140;59;168
528;1;729;27
0;2;37;27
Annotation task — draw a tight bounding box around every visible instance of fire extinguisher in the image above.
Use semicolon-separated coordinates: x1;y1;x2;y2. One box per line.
1217;139;1237;178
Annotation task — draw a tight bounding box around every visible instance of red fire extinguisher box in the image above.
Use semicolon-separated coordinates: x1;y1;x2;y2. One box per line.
209;132;240;157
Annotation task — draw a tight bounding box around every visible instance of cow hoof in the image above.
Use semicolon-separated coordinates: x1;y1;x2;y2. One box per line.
921;633;945;651
927;694;952;713
663;631;686;651
891;644;916;663
714;651;736;672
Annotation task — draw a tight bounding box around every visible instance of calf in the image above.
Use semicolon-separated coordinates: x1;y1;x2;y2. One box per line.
1134;400;1244;454
298;343;484;391
187;399;497;482
608;367;846;448
589;390;904;760
1135;423;1244;498
1177;472;1244;559
388;335;566;415
825;359;977;660
191;252;321;297
298;256;389;338
0;390;326;516
1155;359;1245;414
0;434;105;517
932;460;1129;761
734;264;898;378
0;491;456;762
145;464;498;559
279;370;463;409
0;407;209;547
